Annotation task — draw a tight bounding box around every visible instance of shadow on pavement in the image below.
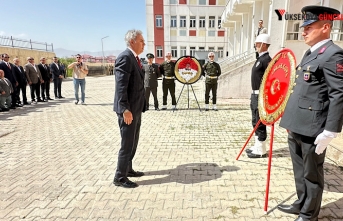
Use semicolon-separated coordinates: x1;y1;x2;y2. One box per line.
137;162;240;185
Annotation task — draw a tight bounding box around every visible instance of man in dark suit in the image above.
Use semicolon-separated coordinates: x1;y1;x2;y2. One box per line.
143;53;161;111
13;58;29;105
0;53;18;109
24;57;44;103
278;6;343;221
50;57;64;98
113;29;146;188
38;57;53;101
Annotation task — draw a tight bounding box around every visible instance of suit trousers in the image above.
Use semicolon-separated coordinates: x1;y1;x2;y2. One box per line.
41;80;51;99
30;83;40;101
162;79;176;105
10;88;17;107
288;131;326;220
53;78;62;97
145;87;158;109
205;82;218;104
250;94;267;141
16;84;27;103
115;113;142;181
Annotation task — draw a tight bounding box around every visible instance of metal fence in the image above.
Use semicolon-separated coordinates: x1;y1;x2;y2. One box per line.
0;35;54;52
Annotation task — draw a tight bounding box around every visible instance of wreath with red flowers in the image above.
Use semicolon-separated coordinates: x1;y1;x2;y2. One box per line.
178;57;198;70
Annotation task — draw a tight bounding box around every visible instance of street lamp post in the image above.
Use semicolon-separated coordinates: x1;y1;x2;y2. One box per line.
101;36;109;74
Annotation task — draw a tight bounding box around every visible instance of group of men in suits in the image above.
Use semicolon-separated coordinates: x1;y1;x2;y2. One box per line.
0;54;65;111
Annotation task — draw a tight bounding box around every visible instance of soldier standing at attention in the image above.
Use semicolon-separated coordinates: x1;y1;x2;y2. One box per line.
143;53;161;111
159;52;176;110
202;52;221;111
277;6;343;221
246;34;271;159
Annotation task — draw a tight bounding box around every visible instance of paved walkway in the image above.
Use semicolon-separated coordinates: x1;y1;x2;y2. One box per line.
0;76;342;221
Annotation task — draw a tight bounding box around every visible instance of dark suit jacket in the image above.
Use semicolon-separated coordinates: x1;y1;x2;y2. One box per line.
280;40;343;137
13;65;27;86
24;63;42;84
0;61;17;86
49;62;61;80
37;63;50;81
114;48;146;115
143;63;161;88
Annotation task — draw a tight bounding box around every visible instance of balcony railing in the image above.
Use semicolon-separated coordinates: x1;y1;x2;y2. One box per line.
0;35;54;52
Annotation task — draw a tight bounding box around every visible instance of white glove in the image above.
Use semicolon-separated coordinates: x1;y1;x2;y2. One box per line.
200;76;204;80
314;130;337;155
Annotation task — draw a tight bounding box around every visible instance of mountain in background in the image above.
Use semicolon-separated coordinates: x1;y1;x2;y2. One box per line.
54;48;148;58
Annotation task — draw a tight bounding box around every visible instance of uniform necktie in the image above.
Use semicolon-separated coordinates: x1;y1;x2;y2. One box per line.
136;56;142;69
304;49;311;57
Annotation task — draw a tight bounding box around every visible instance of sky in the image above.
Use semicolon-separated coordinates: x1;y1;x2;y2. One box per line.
1;0;147;54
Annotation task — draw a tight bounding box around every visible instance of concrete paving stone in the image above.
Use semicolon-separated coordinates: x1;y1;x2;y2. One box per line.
130;208;153;219
1;76;343;220
48;207;74;218
143;200;165;210
25;207;54;219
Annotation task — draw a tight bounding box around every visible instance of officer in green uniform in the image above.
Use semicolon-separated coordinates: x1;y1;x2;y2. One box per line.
143;53;161;111
159;52;176;110
202;52;221;111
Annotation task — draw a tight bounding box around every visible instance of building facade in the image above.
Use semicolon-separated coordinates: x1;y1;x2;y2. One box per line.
146;0;229;64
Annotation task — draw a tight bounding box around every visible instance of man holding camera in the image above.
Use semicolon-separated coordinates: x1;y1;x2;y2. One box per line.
68;54;89;105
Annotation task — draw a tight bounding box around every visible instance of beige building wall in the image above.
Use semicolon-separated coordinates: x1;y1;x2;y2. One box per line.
0;46;56;65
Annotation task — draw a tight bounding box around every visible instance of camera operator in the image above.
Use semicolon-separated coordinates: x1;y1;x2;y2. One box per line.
67;54;88;105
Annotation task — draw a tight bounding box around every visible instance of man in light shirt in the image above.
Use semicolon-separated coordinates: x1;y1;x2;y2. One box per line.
68;54;88;105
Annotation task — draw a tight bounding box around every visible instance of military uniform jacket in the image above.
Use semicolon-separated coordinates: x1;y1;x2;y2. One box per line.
251;52;271;90
143;63;161;88
160;61;175;78
202;61;221;84
280;40;343;137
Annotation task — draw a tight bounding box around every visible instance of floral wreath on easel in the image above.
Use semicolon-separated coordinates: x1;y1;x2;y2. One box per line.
177;57;198;82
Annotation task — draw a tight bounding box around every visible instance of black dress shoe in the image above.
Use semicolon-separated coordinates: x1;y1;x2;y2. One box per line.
10;106;16;109
277;204;300;215
23;102;30;105
47;97;54;100
16;104;23;107
37;99;45;102
161;107;167;110
247;152;267;158
205;108;209;111
2;108;10;111
127;170;144;177
294;216;315;221
155;107;160;111
58;96;65;98
113;178;138;188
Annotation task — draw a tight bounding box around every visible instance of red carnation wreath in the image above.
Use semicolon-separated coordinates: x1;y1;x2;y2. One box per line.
177;57;198;82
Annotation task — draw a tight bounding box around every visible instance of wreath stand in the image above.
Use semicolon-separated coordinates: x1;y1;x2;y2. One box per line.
175;83;202;112
235;119;275;213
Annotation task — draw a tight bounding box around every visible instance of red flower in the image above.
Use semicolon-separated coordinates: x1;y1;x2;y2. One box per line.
178;57;198;71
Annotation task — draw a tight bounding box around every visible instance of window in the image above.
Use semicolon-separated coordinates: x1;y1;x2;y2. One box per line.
209;0;216;5
180;16;186;27
208;47;215;51
199;16;205;28
157;46;163;58
218;47;223;58
156;15;162;27
181;46;187;56
199;47;205;50
171;16;177;27
171;46;177;57
179;0;187;4
218;17;221;28
190;47;196;56
209;16;215;28
190;16;196;28
169;0;177;4
180;30;187;36
199;0;206;5
208;30;215;36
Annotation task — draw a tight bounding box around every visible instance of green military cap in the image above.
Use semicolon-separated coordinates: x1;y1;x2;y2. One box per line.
146;53;154;59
